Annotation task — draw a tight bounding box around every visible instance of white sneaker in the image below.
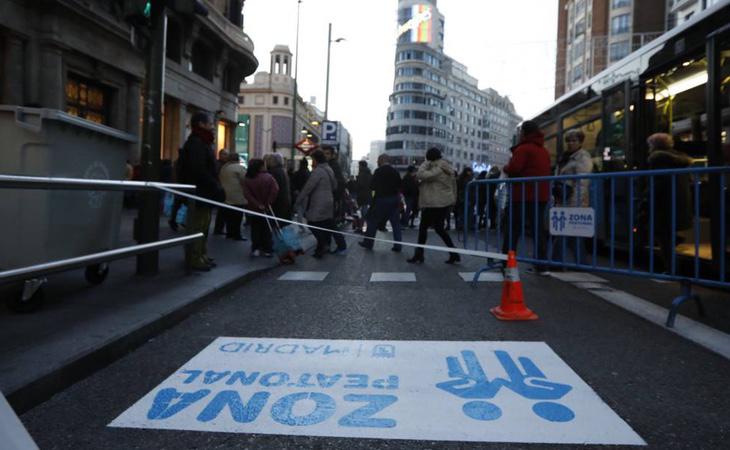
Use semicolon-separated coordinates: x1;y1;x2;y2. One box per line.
251;250;260;257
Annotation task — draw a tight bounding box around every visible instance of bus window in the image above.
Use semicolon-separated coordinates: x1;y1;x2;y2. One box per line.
646;58;708;162
545;135;557;167
603;89;629;171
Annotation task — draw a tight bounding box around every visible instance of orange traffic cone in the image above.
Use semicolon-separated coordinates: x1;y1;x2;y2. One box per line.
490;251;538;321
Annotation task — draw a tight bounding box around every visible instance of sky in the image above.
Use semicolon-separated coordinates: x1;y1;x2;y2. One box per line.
243;0;559;160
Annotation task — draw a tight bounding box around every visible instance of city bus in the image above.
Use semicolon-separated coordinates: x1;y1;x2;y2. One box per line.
530;1;730;270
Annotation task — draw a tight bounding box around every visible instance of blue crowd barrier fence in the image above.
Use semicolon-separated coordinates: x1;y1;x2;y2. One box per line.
464;166;729;328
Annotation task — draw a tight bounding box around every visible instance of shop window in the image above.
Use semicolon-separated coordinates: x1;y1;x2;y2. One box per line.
65;74;110;125
273;96;279;105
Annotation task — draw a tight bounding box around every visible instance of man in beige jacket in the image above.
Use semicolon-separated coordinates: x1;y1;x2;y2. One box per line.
407;147;460;265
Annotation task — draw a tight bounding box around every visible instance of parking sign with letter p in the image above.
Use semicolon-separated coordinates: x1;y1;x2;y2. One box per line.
322;121;339;144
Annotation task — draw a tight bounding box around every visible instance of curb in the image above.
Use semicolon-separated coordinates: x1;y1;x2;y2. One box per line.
6;262;285;414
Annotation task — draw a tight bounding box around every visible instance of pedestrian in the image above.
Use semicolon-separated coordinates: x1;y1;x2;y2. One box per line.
322;146;346;224
552;129;594;265
219;152;247;241
264;153;292;225
213;149;230;236
178;112;225;272
401;165;419;228
475;171;488;229
243;158;279;257
359;154;403;252
456;167;475;231
644;132;692;273
486;167;501;229
355;160;373;230
291;157;310;208
407;148;460;264
168;148;187;231
295;150;347;258
502;120;552;274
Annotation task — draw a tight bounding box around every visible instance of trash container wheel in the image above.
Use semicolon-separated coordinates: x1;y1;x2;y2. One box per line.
85;263;109;285
7;283;45;313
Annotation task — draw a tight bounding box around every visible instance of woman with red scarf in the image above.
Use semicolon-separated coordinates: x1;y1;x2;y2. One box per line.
178;112;224;272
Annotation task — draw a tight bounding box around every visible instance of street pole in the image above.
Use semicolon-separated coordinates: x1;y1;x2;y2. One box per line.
290;0;302;168
325;23;332;120
136;1;167;275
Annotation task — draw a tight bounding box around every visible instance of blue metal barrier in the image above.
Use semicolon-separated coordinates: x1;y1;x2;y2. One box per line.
464;166;730;328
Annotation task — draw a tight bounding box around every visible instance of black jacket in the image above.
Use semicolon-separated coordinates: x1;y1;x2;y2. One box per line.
355;169;373;205
647;149;693;231
179;133;222;201
370;164;402;199
402;173;419;198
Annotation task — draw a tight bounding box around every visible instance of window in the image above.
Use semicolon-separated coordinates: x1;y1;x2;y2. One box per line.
611;14;631;35
190;40;215;80
65;74;110;125
572;63;584;82
238;95;245;104
611;0;630;8
609;40;631;62
273;96;279;105
284;97;289;106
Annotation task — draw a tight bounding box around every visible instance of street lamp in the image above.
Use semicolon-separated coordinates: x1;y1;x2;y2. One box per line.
290;0;303;168
324;23;345;120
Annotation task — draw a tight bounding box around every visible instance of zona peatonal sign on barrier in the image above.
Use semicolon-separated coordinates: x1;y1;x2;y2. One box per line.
109;337;644;445
549;207;596;238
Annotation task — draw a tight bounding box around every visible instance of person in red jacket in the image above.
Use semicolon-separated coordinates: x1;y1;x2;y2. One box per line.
502;120;551;274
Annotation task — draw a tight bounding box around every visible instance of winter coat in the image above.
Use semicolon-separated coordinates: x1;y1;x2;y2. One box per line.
243;173;279;212
268;166;292;220
402;173;419;199
647;149;693;231
355;169;373;206
219;161;247;205
417;159;457;209
179;132;223;201
295;163;338;222
503;132;551;203
557;148;593;207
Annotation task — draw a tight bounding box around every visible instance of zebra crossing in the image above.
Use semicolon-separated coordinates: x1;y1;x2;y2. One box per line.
277;271;505;282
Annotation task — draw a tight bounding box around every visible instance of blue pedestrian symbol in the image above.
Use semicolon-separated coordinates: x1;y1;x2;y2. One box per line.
551;211;567;232
436;350;575;422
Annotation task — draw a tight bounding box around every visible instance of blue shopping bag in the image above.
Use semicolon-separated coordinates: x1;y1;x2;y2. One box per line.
175;204;188;225
273;225;302;256
162;193;174;216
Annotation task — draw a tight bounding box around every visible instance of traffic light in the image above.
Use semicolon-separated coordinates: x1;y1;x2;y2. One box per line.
167;0;209;17
117;0;151;26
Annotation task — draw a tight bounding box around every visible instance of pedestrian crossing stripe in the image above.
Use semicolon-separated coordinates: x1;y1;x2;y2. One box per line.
459;272;504;282
109;338;645;445
370;273;417;282
278;272;329;281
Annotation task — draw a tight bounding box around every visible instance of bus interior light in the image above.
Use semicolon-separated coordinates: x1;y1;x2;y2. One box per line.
654;71;708;101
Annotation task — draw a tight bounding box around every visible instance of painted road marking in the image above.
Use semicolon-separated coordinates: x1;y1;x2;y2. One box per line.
1;391;39;450
278;272;329;282
549;272;608;283
370;273;417;282
110;338;645;445
459;272;504;282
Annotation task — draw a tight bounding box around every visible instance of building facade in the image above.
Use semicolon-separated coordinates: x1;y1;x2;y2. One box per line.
385;0;521;172
555;0;666;98
666;0;723;28
238;45;352;172
0;0;257;163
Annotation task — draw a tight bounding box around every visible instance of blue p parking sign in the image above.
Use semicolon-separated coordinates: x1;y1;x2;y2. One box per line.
322;121;339;144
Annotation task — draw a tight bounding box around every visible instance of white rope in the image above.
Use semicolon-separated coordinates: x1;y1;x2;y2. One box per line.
154;184;508;261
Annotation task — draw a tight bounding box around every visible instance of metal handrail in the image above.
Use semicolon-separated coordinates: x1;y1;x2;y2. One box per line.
0;234;204;286
0;175;195;192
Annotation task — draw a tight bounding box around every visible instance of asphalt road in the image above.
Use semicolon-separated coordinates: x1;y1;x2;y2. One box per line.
20;230;730;449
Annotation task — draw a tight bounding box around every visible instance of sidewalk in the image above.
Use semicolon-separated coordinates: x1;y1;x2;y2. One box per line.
0;209;314;413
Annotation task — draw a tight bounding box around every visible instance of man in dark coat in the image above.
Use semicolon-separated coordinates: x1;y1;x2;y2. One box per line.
502;120;551;273
401;165;419;228
179;112;223;271
359;154;403;252
646;133;692;272
355;160;373;219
